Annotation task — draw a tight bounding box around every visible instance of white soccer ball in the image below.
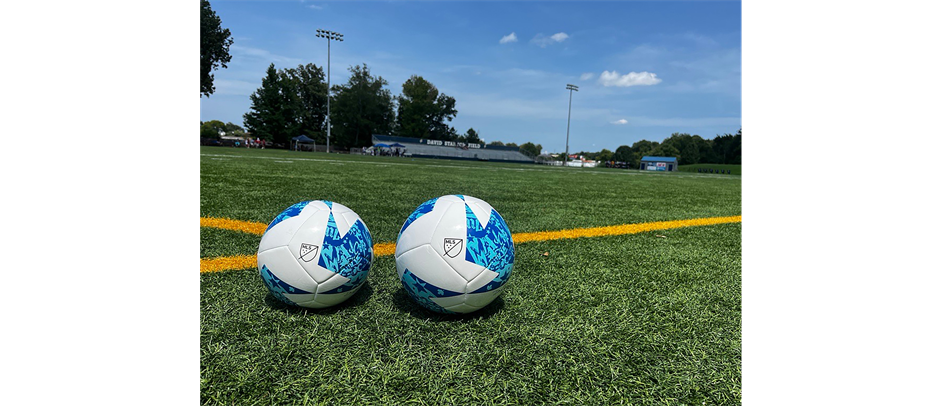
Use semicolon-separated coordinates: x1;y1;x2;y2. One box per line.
395;195;514;314
257;200;373;308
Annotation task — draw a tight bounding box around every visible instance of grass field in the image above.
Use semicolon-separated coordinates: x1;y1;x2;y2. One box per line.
200;146;742;405
679;164;742;176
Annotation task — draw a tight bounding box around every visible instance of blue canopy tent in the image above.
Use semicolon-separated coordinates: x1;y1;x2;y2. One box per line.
292;135;316;143
374;143;391;148
389;142;406;148
291;134;316;151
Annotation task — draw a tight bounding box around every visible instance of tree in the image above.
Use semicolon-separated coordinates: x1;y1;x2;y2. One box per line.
650;143;681;162
243;64;297;146
201;120;245;139
464;128;482;144
200;0;233;97
519;142;542;158
597;148;614;162
712;130;741;164
282;63;329;143
488;140;505;147
732;128;742;164
613;145;632;163
242;63;332;148
628;140;659;168
661;133;700;165
329;64;396;149
695;135;717;164
396;75;458;140
222;122;246;138
506;142;519;148
200;120;226;139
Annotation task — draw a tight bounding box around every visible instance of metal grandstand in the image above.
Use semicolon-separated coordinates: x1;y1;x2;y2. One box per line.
371;134;534;163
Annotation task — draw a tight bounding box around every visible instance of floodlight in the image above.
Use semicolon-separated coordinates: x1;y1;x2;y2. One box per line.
316;29;344;154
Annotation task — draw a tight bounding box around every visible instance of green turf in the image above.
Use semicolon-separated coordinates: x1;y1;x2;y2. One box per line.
200;146;742;405
680;164;742;176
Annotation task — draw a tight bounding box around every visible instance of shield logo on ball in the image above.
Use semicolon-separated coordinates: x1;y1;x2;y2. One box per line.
443;238;463;258
299;243;319;262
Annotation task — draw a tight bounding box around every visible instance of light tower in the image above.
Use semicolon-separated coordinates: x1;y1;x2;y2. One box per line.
315;29;343;153
563;85;579;166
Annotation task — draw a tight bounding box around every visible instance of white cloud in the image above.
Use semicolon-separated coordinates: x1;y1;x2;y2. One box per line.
627;116;741;127
455;92;611;120
611;119;628;125
531;32;569;48
308;4;323;10
598;71;662;87
499;32;517;44
682;32;717;46
580;72;594;81
230;45;300;64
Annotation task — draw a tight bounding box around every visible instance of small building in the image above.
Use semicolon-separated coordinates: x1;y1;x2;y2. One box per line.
639;156;678;172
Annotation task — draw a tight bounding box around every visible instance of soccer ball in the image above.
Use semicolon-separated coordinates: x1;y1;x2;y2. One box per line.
257;200;373;308
395;195;514;314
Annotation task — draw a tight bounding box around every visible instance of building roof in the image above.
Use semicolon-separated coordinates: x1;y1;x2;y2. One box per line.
640;156;678;162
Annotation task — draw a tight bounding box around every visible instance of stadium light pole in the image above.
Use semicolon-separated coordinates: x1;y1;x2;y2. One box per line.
316;29;343;153
565;84;578;166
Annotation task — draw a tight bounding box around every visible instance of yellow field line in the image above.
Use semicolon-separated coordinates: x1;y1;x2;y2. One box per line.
200;217;269;235
199;215;741;273
201;255;258;273
511;215;742;243
373;243;397;257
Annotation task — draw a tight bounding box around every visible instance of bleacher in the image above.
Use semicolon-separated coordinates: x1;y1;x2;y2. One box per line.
372;135;534;163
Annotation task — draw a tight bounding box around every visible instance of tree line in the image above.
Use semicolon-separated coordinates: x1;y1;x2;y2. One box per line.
566;129;742;167
239;62;530;153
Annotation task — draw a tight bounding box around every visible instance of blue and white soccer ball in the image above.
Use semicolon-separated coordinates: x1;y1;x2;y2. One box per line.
395;195;514;314
257;200;373;309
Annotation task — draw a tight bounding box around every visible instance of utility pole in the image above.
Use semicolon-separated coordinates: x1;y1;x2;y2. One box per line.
316;29;343;153
565;84;578;166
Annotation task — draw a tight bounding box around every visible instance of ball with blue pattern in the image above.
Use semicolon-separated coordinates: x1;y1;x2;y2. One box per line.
395;195;514;314
257;200;374;309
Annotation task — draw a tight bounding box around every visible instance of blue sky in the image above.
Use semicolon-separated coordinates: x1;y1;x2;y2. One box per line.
200;0;741;153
